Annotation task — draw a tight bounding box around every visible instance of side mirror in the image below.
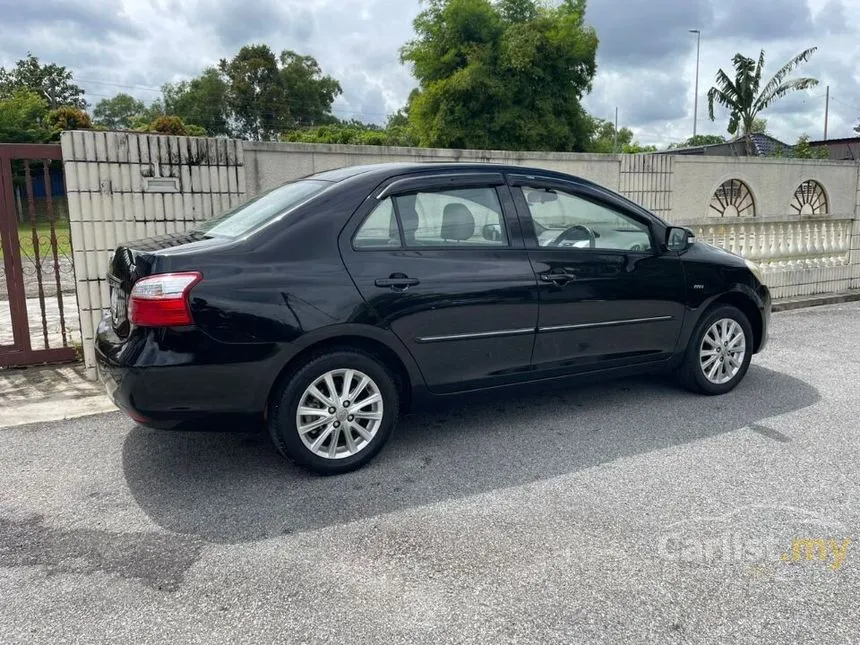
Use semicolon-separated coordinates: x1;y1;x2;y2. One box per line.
666;226;695;252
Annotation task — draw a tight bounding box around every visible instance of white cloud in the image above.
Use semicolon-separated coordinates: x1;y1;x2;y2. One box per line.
0;0;857;146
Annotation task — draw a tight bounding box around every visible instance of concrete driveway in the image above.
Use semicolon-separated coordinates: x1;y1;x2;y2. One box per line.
1;303;858;644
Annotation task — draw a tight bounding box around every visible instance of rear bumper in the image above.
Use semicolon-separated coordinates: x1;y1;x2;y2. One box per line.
95;314;280;429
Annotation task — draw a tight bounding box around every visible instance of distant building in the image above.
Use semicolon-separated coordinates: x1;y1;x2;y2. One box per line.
658;133;791;157
808;137;860;161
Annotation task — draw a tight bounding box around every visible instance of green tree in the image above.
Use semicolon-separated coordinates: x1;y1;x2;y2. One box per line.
92;93;146;130
218;45;342;140
219;44;284;140
792;134;828;158
400;0;598;151
771;134;829;159
750;117;768;134
586;119;655;153
138;115;207;136
162;68;230;136
707;48;818;136
0;53;86;109
0;89;51;143
129;100;166;130
278;50;342;128
282;118;415;146
667;134;727;149
45;106;92;136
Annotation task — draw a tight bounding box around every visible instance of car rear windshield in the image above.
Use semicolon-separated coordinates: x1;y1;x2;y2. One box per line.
195;179;331;238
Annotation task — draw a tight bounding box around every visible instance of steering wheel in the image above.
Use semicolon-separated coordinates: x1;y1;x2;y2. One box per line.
550;224;596;249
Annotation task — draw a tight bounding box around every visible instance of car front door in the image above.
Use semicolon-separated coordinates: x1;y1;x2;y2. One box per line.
509;175;687;375
340;172;538;393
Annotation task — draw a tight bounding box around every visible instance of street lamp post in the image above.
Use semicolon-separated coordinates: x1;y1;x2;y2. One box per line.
690;29;701;139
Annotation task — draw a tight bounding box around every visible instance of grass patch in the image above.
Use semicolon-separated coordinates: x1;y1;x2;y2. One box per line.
1;220;72;261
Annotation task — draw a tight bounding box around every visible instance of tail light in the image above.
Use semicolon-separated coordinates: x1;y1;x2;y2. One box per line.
128;272;202;327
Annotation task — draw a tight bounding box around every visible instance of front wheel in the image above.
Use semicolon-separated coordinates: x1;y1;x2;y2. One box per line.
677;305;753;395
268;350;399;475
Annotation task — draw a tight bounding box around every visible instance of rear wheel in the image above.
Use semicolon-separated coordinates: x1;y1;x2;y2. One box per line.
677;305;753;395
268;350;399;475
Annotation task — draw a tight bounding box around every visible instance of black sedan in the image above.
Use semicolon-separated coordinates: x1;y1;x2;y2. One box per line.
96;163;770;474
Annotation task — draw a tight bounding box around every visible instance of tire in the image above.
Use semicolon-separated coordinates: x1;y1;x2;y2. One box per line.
268;349;399;475
677;305;754;395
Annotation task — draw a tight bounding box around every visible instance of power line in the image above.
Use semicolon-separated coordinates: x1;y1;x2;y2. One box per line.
829;95;860;112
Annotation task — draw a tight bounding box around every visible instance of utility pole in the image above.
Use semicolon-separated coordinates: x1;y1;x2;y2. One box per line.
613;107;619;153
690;29;701;139
824;85;830;140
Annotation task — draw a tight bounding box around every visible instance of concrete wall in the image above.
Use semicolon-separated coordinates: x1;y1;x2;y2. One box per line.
670;156;859;220
244;142;622;198
61;133;860;376
61;131;246;375
243;142;860;223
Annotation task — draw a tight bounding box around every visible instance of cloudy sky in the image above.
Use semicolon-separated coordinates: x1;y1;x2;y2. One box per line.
1;0;858;147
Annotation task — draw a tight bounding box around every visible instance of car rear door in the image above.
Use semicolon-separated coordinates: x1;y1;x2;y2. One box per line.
509;174;687;375
339;172;538;393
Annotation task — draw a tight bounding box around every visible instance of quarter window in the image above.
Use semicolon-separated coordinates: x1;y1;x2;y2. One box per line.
394;187;507;247
522;187;652;252
354;198;401;249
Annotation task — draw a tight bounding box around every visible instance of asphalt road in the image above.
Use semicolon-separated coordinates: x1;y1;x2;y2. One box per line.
2;303;859;644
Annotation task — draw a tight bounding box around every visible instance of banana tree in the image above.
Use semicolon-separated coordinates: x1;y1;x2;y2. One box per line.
707;48;818;137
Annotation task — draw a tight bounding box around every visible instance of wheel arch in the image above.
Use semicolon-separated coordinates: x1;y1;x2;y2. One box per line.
265;326;425;417
704;288;765;353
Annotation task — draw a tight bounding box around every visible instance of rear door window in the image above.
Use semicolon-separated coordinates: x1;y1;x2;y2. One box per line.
393;187;507;247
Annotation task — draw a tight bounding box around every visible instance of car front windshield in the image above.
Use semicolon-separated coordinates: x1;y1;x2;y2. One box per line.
195;179;331;238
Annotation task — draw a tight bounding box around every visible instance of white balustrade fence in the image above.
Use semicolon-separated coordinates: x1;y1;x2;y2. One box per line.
681;218;860;299
686;218;853;268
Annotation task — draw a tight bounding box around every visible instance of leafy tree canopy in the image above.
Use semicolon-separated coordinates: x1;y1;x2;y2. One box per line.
587;118;656;153
667;134;727;149
282;119;417;147
219;44;342;140
400;0;598;151
45;106;92;136
163;68;230;136
93;93;146;130
139;115;206;137
0;89;52;143
0;53;86;109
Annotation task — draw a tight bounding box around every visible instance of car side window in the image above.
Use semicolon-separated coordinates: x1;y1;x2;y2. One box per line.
522;187;653;252
393;187;507;248
353;198;401;249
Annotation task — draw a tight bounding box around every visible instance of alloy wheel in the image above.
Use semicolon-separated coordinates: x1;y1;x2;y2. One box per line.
699;318;747;385
295;369;384;460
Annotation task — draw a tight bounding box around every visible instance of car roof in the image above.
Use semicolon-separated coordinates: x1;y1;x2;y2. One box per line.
309;161;598;189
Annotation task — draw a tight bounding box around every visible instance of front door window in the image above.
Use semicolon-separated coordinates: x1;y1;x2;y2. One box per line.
522;187;653;253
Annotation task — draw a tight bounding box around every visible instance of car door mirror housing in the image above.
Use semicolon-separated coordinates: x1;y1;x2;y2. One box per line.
666;226;695;252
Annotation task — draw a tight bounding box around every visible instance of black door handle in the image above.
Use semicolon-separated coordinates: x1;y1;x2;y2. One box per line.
375;274;420;289
540;272;577;283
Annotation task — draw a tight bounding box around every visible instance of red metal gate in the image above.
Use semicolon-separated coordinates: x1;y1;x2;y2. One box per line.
0;144;78;367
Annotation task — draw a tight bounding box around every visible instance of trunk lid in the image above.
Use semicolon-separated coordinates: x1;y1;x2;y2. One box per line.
107;231;229;337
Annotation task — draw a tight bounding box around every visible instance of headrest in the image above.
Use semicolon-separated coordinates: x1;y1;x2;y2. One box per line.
441;203;475;241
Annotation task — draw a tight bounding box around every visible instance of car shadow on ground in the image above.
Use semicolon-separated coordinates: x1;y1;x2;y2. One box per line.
122;365;819;543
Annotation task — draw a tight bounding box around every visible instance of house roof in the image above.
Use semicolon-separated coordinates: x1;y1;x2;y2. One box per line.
746;133;790;156
658;132;790;156
808;136;860;146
